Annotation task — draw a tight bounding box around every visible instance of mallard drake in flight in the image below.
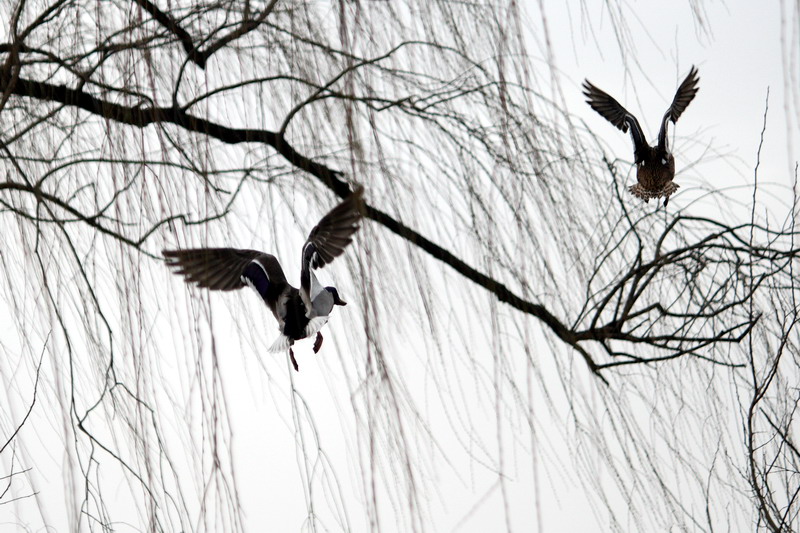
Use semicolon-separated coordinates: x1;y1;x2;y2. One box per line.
583;66;699;206
163;185;364;371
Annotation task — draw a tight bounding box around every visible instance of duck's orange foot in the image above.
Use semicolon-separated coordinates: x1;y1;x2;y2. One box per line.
313;332;323;354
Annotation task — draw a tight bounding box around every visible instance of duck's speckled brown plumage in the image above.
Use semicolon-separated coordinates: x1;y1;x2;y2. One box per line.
629;148;677;203
583;66;699;207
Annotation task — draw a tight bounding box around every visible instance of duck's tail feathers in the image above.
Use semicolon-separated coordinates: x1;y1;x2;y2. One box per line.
629;182;679;202
267;318;329;353
304;316;329;338
268;335;293;353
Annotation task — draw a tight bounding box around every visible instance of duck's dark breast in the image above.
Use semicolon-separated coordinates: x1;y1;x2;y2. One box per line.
283;293;310;340
637;155;675;192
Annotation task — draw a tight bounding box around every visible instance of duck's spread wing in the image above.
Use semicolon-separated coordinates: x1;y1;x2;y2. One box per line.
303;185;364;271
658;66;699;149
163;248;286;291
665;66;700;124
583;79;646;155
300;185;364;300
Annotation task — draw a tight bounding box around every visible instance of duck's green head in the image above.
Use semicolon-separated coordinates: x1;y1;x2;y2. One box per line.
326;287;347;306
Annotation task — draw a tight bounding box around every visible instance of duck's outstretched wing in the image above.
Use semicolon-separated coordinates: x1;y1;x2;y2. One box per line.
303;185;365;269
583;79;647;159
300;185;364;297
658;66;699;151
163;248;287;294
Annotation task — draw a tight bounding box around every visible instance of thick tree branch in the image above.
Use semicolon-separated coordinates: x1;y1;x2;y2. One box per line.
1;74;603;375
132;0;197;62
7;75;794;381
133;0;279;69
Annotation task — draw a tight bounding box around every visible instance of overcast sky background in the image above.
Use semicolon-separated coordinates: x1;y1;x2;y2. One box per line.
0;2;798;533
226;2;799;531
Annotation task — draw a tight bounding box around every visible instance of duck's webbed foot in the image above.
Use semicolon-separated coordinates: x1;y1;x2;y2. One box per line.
313;332;323;354
289;348;299;372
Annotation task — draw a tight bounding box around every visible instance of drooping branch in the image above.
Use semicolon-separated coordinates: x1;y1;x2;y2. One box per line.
0;336;46;456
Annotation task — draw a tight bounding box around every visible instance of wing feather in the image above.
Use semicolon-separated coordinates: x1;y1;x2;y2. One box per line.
658;66;700;151
304;185;364;270
300;185;364;301
163;248;287;290
583;79;647;156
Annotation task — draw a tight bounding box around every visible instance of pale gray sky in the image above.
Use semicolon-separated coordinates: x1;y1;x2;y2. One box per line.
0;2;797;533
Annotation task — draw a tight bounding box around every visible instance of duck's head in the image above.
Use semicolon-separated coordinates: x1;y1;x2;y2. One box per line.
326;287;347;306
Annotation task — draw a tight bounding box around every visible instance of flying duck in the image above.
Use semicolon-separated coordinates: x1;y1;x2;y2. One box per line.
583;66;699;206
163;185;364;371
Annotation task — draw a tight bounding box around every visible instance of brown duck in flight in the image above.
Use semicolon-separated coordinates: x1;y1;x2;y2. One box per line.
583;66;699;206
